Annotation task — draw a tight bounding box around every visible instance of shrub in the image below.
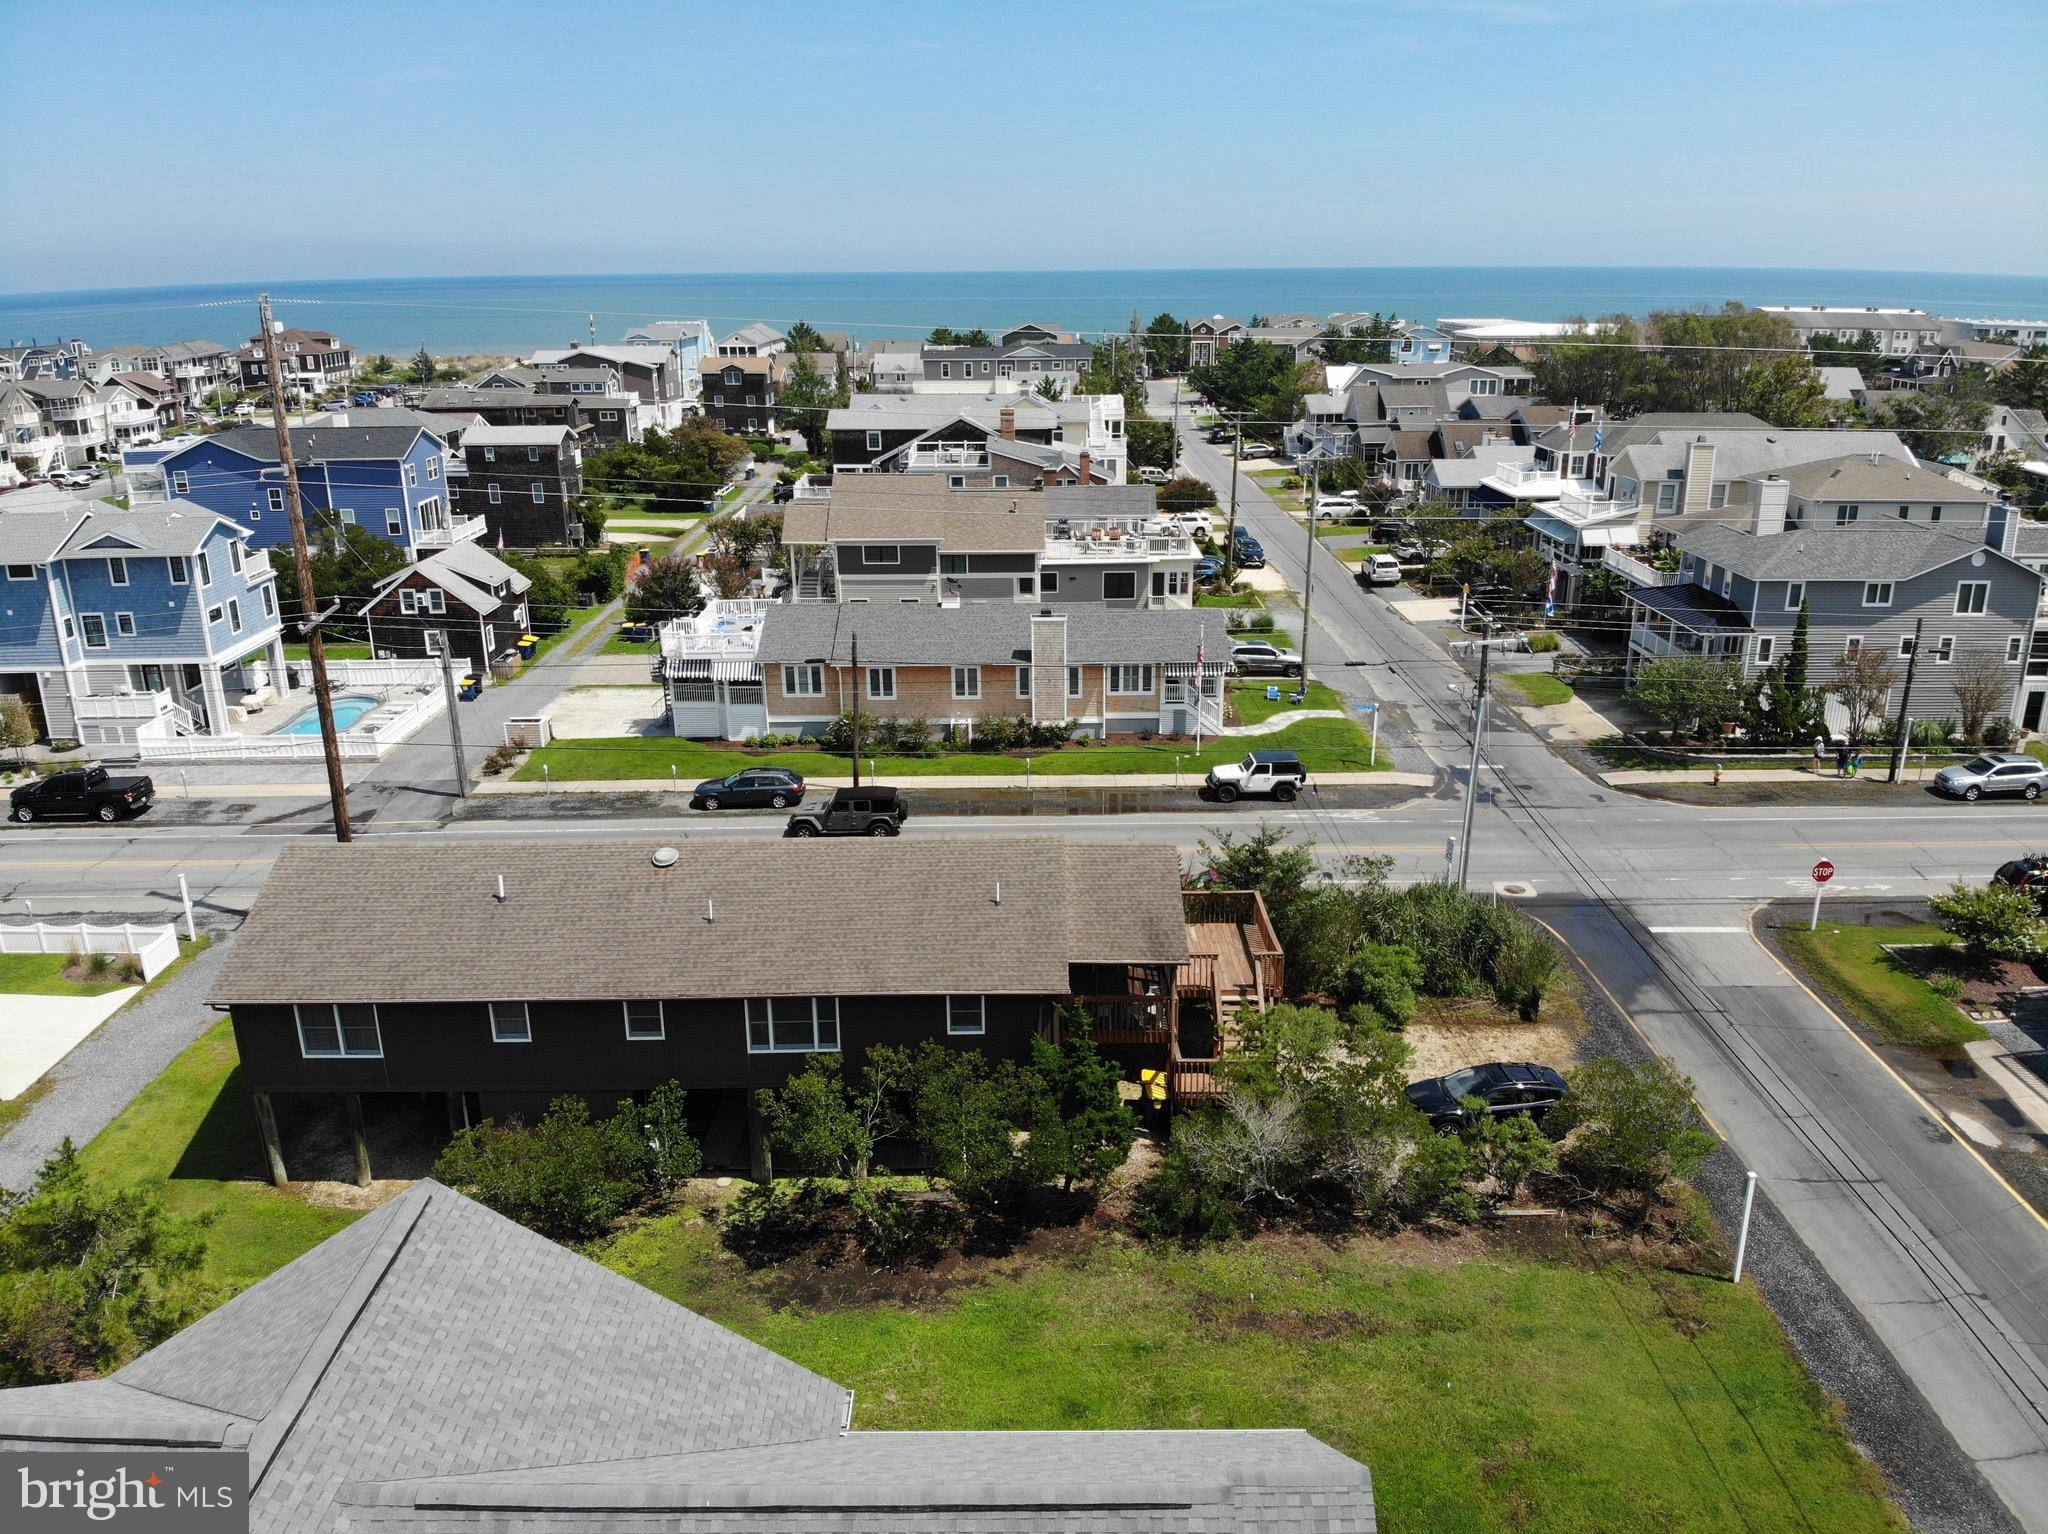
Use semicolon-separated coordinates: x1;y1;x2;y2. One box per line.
1551;1058;1718;1198
1132;1143;1241;1243
117;959;144;985
716;1182;826;1268
884;714;934;754
1525;632;1561;654
1985;716;2017;749
1335;944;1421;1030
1028;719;1077;748
1476;1112;1559;1200
1929;881;2042;962
481;744;520;776
1492;925;1562;1019
1929;973;1967;1001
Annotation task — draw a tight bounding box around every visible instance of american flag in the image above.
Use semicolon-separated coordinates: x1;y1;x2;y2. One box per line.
1544;560;1558;618
495;528;504;552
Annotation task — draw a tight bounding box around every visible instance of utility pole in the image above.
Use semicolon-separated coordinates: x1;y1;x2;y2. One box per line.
1222;416;1243;579
258;294;351;842
849;630;862;788
433;636;470;799
1455;622;1495;891
1298;460;1318;693
1170;373;1182;473
1887;616;1924;783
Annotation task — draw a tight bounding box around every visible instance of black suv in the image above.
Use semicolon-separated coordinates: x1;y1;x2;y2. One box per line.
784;786;908;837
1404;1061;1568;1132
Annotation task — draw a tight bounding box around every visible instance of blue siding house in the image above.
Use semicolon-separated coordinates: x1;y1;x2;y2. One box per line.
0;503;284;745
131;422;481;557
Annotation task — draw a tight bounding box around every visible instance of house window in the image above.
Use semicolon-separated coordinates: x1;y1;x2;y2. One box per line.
1017;576;1035;596
1862;582;1893;607
1041;571;1059;594
2010;635;2025;663
527;446;541;462
940;362;952;379
228;542;244;573
115;612;136;637
600;410;618;422
398;589;416;614
1836;504;1860;525
266;487;285;512
295;1003;382;1058
1843;636;1862;655
227;598;242;632
946;995;986;1036
949;475;966;489
1656;482;1678;511
62;618;73;641
170;469;188;493
489;1001;531;1043
865;544;900;565
1935;635;1956;663
1784;582;1804;610
952;665;980;699
1068;666;1085;698
481;446;495;461
1103;572;1138;601
940;554;969;576
487;483;502;504
1956;581;1989;615
196;551;212;585
108;556;128;585
783;663;824;697
866;430;883;452
993;475;1009;488
1016;665;1032;698
623;1000;665;1041
427;457;441;480
386;510;403;536
867;667;897;701
405;463;418;487
80;613;108;649
4;565;31;580
1108;664;1155;695
745;996;840;1054
261;585;275;618
1755;636;1775;664
531;482;546;503
1899;634;1917;657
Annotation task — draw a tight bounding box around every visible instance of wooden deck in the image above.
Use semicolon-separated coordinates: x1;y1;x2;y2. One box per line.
1186;918;1260;995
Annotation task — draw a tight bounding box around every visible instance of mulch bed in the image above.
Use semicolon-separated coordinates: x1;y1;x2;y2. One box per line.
1886;942;2048;1016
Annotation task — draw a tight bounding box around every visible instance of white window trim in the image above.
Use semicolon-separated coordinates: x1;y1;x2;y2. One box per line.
531;482;546;503
1955;581;1990;616
1935;635;1956;664
866;430;883;452
1754;635;1775;664
952;665;981;700
487;483;502;504
1898;634;1916;657
1862;582;1892;608
744;996;841;1054
1843;636;1862;655
783;662;824;698
80;612;108;649
489;1001;531;1043
295;1002;382;1059
865;544;900;565
266;486;285;512
114;612;135;637
1107;663;1155;695
623;999;666;1041
1068;665;1084;699
866;666;897;701
2009;635;2024;664
1016;665;1032;699
946;995;986;1036
108;556;128;586
1784;583;1803;611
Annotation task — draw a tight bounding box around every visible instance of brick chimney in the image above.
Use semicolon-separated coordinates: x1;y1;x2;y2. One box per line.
1078;450;1093;483
999;406;1016;440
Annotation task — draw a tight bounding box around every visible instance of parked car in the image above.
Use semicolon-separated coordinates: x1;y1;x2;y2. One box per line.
1159;509;1214;539
1231;531;1266;568
1359;553;1403;586
1237;442;1274;460
690;767;805;810
1405;1061;1569;1132
1137;466;1170;484
10;765;155;824
1934;753;2048;801
1193;555;1223;583
1313;495;1353;516
1205;749;1309;803
1229;641;1302;678
784;786;908;837
47;468;92;489
1993;854;2048;905
1205;427;1231;444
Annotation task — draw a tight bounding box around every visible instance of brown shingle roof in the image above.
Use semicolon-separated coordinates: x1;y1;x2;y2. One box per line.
210;840;1189;1005
782;503;1046;552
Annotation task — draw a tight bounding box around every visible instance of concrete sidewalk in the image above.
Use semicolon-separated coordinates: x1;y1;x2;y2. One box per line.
476;770;1434;795
1604;766;1943;785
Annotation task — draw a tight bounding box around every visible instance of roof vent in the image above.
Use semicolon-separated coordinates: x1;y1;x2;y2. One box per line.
993;881;1003;907
494;874;506;903
651;846;679;868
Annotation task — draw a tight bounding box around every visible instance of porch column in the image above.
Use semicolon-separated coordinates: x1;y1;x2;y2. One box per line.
265;635;288;695
346;1093;372;1187
199;665;231;736
252;1092;288;1187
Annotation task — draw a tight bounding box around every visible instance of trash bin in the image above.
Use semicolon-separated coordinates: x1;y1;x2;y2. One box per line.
458;675;482;702
516;634;537;661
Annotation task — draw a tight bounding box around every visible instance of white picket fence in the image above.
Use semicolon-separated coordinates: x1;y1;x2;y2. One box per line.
0;921;179;981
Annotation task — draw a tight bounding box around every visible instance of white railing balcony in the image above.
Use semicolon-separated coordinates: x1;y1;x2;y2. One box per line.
1553;488;1641;526
46;401;106;422
1486;462;1561;492
414;515;488;548
907;445;990;470
1047;531;1194;560
242;548;273;579
1627;624;1745;661
1604;548;1680;587
75;690;175;723
792;481;831;501
660;599;773;660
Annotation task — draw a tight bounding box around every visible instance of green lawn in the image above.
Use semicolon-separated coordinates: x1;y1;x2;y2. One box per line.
518;715;1380;782
284;642;373;662
599;633;660;656
1778;921;1988;1050
601;1209;1901;1534
2028;739;2048;768
1501;672;1575;707
0;953;131;996
526;605;604;665
1230;679;1343;724
75;1019;363;1289
1195;591;1264;609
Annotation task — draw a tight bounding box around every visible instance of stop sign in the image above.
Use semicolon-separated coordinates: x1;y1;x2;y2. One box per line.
1812;859;1835;884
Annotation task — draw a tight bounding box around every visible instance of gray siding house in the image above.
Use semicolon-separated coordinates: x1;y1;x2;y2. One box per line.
1623;477;2043;732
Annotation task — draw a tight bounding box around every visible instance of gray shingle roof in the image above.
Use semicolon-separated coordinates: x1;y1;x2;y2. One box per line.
0;509;88;564
205;422;428;463
462;422;576;448
755;604;1215;670
781;503;1047;552
59;504;243;558
0;1181;1373;1532
211;839;1188;1004
1767;453;1992;504
1671;517;2014;583
827;393;1094;431
362;542;531;616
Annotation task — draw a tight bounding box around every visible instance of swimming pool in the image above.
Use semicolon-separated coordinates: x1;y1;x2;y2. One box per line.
280;695;378;734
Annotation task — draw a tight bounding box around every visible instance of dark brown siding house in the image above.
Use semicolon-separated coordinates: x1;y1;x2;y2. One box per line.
208;838;1200;1176
0;1180;1375;1534
456;423;586;547
358;542;532;673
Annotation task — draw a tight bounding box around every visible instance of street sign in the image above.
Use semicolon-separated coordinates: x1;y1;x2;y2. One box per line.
1812;859;1835;884
1353;703;1378;713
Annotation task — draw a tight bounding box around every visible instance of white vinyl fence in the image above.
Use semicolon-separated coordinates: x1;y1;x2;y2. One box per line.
0;921;180;981
313;659;441;689
137;683;447;764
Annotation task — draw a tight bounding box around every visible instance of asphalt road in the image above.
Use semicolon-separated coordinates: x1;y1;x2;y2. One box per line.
3;395;2047;1525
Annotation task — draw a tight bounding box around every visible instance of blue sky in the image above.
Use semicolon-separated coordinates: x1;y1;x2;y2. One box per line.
2;0;2042;292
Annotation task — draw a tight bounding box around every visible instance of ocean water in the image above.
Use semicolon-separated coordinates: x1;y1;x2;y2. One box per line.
2;267;2044;356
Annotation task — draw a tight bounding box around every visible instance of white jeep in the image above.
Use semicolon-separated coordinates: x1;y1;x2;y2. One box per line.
1204;750;1309;803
